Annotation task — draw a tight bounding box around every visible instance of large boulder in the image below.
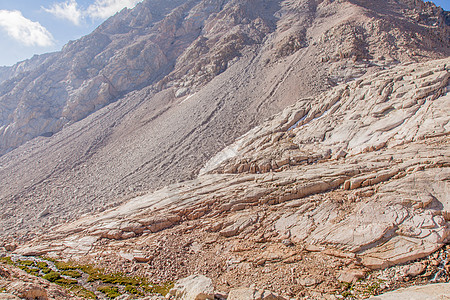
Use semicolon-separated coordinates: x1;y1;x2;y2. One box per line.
168;275;215;300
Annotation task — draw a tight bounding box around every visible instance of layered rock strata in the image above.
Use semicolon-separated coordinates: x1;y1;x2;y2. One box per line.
10;58;449;298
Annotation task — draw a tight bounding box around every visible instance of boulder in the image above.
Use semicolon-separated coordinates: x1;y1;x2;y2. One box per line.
8;283;47;300
168;275;214;300
337;269;366;283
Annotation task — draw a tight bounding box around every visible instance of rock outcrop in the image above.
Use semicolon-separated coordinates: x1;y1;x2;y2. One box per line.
10;58;449;299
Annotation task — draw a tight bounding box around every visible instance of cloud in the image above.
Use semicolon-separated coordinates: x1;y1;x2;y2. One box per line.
87;0;141;19
0;10;54;47
43;0;82;26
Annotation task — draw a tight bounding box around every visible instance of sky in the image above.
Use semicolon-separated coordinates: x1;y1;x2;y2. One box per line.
0;0;449;67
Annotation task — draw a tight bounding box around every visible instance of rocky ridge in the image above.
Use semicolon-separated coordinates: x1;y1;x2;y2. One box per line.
6;57;449;298
1;0;449;243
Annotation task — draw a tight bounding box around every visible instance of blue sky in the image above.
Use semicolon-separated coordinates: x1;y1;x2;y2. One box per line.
0;0;448;67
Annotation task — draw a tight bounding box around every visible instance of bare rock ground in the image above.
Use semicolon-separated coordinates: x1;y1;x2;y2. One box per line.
5;58;448;299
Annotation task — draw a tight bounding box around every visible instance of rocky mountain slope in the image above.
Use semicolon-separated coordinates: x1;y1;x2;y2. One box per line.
0;0;449;298
8;57;449;299
0;0;449;243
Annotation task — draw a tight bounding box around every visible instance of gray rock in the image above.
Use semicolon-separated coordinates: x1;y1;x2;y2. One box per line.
168;275;214;300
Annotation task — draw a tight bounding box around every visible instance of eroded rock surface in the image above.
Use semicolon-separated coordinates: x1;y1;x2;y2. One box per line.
9;58;448;299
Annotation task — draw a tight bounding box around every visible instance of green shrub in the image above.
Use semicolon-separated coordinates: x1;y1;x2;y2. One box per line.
0;257;13;265
36;261;49;269
70;286;97;299
97;286;121;299
17;260;35;267
125;285;143;295
61;270;82;278
56;278;78;285
43;271;61;282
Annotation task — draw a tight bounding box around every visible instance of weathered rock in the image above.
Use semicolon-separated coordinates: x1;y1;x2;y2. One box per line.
402;262;426;277
7;283;47;300
168;275;214;300
337;269;366;283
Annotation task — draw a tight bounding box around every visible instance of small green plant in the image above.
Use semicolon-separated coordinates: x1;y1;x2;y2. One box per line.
40;267;52;274
342;290;352;298
43;271;61;282
61;270;82;278
97;286;121;299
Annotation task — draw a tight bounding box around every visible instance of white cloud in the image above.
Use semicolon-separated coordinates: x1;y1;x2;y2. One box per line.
87;0;141;19
43;0;82;26
0;10;54;47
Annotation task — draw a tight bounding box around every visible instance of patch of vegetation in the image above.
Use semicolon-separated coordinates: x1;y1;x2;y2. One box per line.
124;285;144;296
43;271;61;282
17;265;39;276
97;286;121;299
54;261;78;270
40;267;52;274
148;282;174;296
69;286;97;299
61;270;82;278
87;271;143;286
36;261;49;269
56;278;78;285
366;281;380;294
77;264;99;275
0;256;13;265
16;260;35;267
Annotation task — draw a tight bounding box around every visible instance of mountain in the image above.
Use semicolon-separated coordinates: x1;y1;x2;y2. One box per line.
0;0;448;242
0;0;449;297
12;56;450;299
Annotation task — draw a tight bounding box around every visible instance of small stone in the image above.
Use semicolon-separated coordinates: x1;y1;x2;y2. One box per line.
299;277;320;287
337;269;366;283
402;262;426;277
430;260;440;267
281;239;294;247
4;243;17;252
